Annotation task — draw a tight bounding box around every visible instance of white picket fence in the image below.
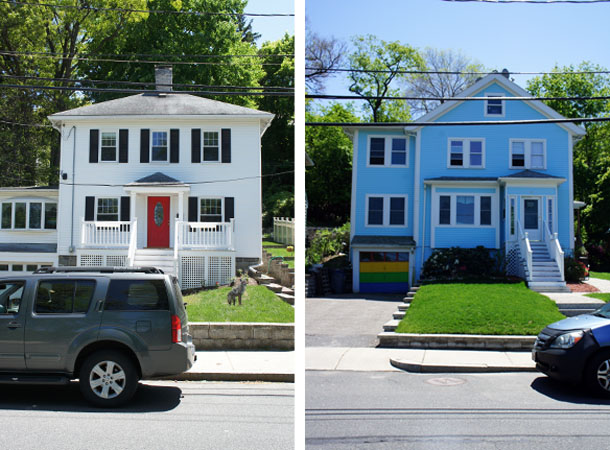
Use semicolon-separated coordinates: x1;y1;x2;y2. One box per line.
273;217;294;245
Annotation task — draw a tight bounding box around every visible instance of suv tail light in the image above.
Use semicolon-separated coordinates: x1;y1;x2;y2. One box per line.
171;315;182;343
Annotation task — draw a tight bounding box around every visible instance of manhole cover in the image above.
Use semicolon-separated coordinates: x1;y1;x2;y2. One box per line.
425;377;466;386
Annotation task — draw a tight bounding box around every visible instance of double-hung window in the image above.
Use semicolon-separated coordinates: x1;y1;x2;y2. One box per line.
448;139;484;168
510;139;546;169
200;198;222;222
100;132;117;162
0;201;57;230
151;131;168;162
437;194;493;227
96;198;119;221
368;137;408;167
366;194;407;226
203;131;220;162
485;93;504;117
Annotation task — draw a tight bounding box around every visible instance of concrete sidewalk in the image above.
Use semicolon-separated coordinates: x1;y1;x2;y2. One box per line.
156;350;294;382
306;347;536;373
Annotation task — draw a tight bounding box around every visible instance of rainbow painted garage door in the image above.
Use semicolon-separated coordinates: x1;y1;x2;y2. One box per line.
359;252;409;293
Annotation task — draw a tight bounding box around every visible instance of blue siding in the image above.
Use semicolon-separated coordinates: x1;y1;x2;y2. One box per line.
434;227;496;248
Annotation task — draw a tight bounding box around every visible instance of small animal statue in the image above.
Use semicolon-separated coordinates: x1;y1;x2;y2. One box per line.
227;277;248;306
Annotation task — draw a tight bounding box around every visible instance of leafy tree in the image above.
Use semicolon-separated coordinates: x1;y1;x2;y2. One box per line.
305;103;359;226
347;35;424;122
405;48;485;116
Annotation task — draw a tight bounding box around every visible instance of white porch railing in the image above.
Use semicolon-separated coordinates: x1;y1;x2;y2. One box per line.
543;220;565;280
127;220;138;266
273;217;295;245
518;221;533;282
81;220;133;248
176;219;234;250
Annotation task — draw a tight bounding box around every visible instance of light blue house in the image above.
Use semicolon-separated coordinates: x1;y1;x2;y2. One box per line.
345;72;586;293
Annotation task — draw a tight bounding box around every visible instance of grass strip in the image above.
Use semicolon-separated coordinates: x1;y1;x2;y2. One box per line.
585;293;610;303
395;282;564;335
184;285;294;323
590;272;610;281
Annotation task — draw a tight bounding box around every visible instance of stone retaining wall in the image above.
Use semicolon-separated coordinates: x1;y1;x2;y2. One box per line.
262;250;294;287
378;332;536;350
190;322;294;350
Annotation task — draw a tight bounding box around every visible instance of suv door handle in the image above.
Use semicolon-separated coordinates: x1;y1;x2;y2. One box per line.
7;321;21;329
96;300;104;312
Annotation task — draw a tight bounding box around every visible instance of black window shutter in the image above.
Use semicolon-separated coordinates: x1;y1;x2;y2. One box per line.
191;129;201;163
188;197;198;222
120;196;130;222
85;197;95;221
221;128;231;163
170;129;179;163
140;129;150;163
224;197;234;222
119;129;128;163
89;129;99;163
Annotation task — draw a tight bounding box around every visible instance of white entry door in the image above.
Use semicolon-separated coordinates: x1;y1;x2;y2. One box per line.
522;197;541;241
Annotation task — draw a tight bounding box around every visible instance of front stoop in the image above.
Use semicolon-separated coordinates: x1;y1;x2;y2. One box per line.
526;243;570;293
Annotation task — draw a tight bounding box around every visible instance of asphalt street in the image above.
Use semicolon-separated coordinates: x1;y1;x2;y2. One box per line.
0;380;294;450
306;370;610;449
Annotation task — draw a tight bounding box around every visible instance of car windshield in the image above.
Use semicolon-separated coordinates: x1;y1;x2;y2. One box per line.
593;303;610;318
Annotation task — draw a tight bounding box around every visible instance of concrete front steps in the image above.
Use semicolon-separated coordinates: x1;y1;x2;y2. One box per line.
526;242;569;293
249;264;294;305
133;248;176;276
382;286;420;332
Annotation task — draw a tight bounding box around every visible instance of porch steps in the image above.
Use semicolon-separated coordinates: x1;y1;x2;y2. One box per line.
132;249;176;276
383;285;419;332
266;283;284;294
526;242;570;293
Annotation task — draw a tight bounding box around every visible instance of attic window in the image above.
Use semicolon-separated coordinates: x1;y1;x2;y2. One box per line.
485;93;504;117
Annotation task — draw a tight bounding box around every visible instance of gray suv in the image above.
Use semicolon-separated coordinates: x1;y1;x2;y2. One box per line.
0;267;196;407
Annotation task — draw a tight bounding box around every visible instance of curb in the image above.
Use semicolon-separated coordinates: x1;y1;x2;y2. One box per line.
154;372;295;383
389;357;537;374
378;332;536;350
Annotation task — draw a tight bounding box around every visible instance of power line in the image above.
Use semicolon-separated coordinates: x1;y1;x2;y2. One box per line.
0;49;293;60
306;117;610;127
443;0;610;3
0;50;291;67
1;74;294;92
0;118;52;128
0;0;294;17
307;94;610;102
0;83;294;97
305;67;610;75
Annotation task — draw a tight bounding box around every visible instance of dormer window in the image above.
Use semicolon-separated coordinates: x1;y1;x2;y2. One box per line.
151;131;168;161
485;93;504;117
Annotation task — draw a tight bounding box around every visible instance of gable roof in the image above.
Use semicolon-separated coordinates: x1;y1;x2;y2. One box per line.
133;172;183;184
406;73;586;137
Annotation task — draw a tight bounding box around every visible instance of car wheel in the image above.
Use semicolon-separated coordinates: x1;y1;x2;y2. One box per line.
585;351;610;397
79;350;139;407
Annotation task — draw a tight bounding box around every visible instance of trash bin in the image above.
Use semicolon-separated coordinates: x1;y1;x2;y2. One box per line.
330;269;346;294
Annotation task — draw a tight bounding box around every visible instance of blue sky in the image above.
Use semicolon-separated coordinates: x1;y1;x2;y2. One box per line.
306;0;610;96
244;0;295;44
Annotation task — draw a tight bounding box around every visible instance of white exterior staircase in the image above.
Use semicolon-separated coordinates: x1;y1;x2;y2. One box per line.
132;248;177;277
526;242;569;293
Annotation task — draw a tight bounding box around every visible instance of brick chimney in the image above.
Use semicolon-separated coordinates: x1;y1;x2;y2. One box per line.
155;65;173;92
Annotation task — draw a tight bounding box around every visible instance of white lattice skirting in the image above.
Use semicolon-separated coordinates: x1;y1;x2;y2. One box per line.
181;255;235;289
505;243;523;278
80;254;128;267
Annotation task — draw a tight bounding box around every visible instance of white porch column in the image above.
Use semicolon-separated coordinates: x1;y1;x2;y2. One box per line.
130;191;136;221
178;191;184;220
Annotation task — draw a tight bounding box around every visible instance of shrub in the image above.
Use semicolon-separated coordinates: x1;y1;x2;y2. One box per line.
262;190;294;228
564;256;587;282
306;222;350;267
586;242;610;272
421;246;500;281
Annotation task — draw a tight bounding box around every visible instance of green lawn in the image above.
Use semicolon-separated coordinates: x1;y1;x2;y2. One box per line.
585;293;610;303
184;285;294;323
590;271;610;281
262;239;295;268
395;283;565;335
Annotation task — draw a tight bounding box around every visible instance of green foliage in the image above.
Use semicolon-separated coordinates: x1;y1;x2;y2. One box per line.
564;256;587;282
395;283;565;335
421;246;501;280
590;271;610;281
585;293;610;303
348;34;424;122
305;103;359;225
262;190;294;229
306;222;350;267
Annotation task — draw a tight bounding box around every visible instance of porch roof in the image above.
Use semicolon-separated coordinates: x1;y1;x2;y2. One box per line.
424;176;498;184
351;235;416;248
500;169;564;179
124;172;190;194
132;172;184;184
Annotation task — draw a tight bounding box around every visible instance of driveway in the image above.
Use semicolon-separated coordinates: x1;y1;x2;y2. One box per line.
306;294;402;347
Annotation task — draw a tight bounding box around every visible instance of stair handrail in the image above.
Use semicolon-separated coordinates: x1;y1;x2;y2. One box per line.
127;219;137;266
518;221;533;282
544;220;564;281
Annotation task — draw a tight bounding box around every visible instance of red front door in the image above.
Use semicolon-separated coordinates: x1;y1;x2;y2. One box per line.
147;196;170;248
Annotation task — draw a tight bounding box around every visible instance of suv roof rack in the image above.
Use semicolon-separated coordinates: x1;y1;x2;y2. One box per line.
34;266;165;274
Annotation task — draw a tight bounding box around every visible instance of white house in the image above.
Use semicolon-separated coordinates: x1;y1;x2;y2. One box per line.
0;67;273;289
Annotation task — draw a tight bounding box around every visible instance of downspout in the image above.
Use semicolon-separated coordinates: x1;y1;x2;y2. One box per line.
69;125;76;253
421;184;427;280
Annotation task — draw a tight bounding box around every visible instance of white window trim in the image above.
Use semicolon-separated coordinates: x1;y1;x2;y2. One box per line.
446;138;485;169
150;130;170;163
95;197;120;222
509;138;547;170
201;129;222;164
0;200;57;231
484;92;505;118
364;194;408;228
366;135;409;168
433;192;496;228
199;196;224;222
546;196;556;234
99;129;119;163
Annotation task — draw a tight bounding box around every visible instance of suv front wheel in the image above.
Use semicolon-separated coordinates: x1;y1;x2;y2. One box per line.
79;350;139;407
